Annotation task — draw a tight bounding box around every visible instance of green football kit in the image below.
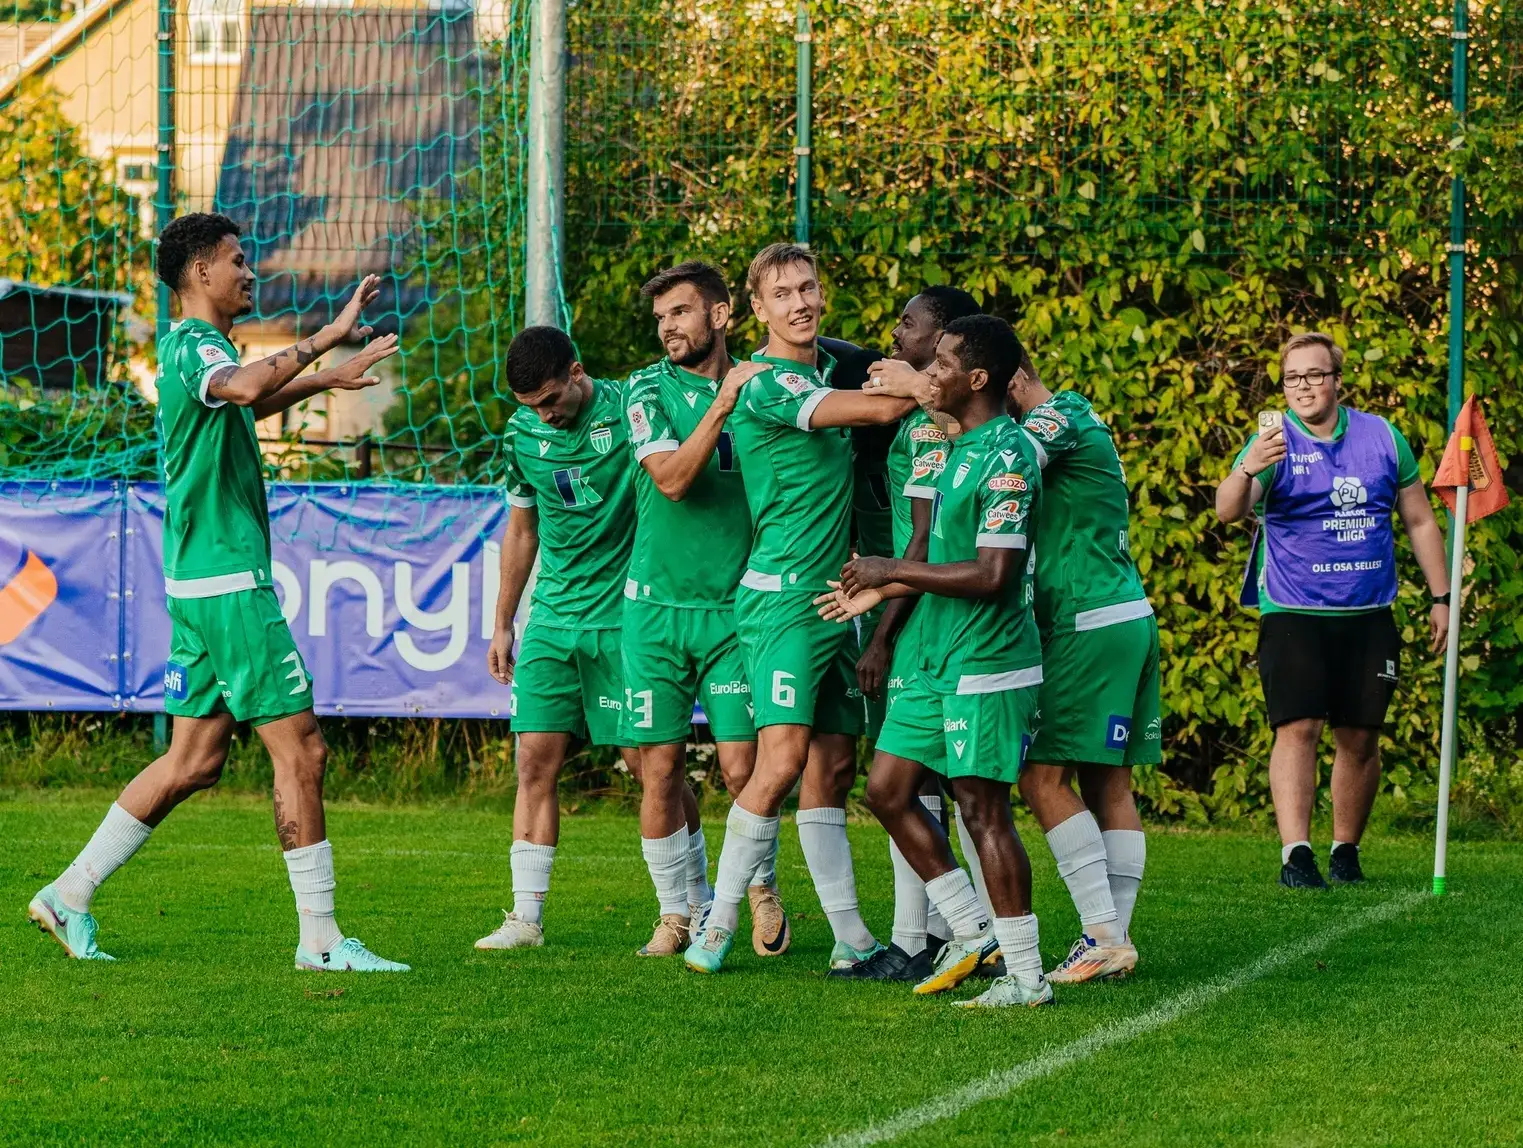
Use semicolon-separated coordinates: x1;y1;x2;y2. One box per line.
876;416;1043;783
155;319;311;726
619;358;755;744
729;347;864;733
870;408;953;734
1020;391;1161;767
503;378;636;744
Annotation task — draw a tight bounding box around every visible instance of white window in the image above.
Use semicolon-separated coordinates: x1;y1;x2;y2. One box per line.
188;0;243;65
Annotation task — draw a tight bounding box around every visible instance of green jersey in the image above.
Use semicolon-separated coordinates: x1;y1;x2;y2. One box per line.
154;319;273;596
915;416;1044;688
622;357;751;608
886;409;951;557
729;347;852;593
1020;391;1150;635
504;378;635;629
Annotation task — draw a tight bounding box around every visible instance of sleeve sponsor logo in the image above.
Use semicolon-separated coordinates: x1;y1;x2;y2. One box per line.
910;424;947;444
1031;403;1068;426
197;343;232;366
986;471;1027;493
910;448;947;481
1025;416;1062;440
775;371;814;396
984;499;1024;529
628;401;651;442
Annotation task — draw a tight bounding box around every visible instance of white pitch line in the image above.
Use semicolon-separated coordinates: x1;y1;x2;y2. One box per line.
824;890;1427;1148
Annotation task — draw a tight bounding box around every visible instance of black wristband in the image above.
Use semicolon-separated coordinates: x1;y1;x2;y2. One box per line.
1432;593;1452;608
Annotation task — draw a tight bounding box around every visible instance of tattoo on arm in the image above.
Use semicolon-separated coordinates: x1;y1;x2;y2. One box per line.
261;339;318;372
272;787;301;851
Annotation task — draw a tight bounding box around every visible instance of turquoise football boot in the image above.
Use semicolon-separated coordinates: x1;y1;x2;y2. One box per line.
683;924;735;973
295;936;409;972
828;938;886;974
28;884;115;961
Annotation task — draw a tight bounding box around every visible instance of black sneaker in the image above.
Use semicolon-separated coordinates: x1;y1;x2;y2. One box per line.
827;942;923;981
1328;843;1365;884
1279;844;1329;889
926;932;951;964
971;948;1006;978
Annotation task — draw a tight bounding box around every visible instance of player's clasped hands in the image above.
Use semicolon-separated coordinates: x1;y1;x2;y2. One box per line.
864;358;935;403
814;555;896;622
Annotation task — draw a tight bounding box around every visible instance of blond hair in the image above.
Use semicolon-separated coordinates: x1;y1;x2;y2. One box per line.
747;242;817;298
1279;331;1345;375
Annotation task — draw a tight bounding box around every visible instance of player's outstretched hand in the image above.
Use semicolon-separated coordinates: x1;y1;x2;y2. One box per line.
329;274;384;342
841;554;896;597
814;582;883;623
716;360;767;413
327;333;399;391
488;622;515;685
864;359;933;403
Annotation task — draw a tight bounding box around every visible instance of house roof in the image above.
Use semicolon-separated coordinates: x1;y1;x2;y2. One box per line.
214;6;482;330
0;0;133;106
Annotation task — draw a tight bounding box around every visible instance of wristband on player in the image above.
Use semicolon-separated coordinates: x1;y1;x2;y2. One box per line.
1432;592;1452;608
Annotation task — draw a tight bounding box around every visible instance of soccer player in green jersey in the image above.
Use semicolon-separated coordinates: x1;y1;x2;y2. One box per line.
1009;350;1157;983
841;286;983;981
28;213;408;971
819;316;1053;1009
476;326;646;952
620;261;791;958
683;243;916;975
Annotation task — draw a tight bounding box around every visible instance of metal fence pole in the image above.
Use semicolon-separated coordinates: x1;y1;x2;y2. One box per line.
525;0;566;329
1447;0;1467;437
794;1;812;246
152;0;176;753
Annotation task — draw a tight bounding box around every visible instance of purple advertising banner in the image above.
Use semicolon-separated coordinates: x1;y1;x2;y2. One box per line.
1;482;518;718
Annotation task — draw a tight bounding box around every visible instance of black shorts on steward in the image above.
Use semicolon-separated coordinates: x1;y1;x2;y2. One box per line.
1257;608;1400;730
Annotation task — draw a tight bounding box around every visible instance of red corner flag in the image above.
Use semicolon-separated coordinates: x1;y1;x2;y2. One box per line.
1433;396;1510;523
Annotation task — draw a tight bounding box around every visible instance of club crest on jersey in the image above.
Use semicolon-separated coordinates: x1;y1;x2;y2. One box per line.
985;500;1023;529
590;427;614;455
953;462;972;487
910;448;947;481
910;424;947;444
197;343;232;366
987;472;1027;493
628;402;651;442
776;371;813;397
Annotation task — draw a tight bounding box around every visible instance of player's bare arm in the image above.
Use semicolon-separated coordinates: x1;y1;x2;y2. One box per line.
207;275;393;408
488;505;540;685
640;360;765;500
806;388;917;428
843;545;1020;601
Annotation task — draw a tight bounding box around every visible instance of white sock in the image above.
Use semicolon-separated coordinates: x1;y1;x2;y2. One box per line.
1331;840;1356;855
1046;812;1122;943
889;836;929;956
796;806;875;951
709;804;779;934
53;803;152;912
686;826;713;907
284;840;344;955
510;840;556;926
1103;829;1146;934
924;867;989;941
921;795;950;939
751;833;779;888
953;803;995;920
1281;839;1312;866
643;826;690;917
993;913;1044;990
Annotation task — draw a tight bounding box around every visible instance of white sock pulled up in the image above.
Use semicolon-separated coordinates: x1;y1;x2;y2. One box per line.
643;825;690;917
796;806;875;952
1046;811;1122;944
685;825;713;908
924;867;989;942
1103;829;1146;935
53;802;152;912
510;840;556;926
284;839;344;955
709;804;779;934
992;913;1044;990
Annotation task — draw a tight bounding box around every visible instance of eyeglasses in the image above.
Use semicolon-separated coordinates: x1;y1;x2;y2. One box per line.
1282;369;1339;390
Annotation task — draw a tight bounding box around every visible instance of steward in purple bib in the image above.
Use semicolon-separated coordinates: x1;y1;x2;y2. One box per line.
1241;408;1399;611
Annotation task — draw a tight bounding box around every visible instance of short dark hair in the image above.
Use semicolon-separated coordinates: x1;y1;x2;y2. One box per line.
915;285;982;330
506;325;577;394
640;261;730;308
942;314;1026;392
157;212;241;292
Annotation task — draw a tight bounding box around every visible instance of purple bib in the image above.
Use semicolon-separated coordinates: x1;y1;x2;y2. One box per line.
1240;408;1400;611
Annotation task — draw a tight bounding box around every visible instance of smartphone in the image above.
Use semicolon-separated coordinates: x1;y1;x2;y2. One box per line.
1257;410;1284;435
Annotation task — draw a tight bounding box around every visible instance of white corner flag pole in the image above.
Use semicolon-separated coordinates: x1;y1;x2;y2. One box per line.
1432;477;1469;897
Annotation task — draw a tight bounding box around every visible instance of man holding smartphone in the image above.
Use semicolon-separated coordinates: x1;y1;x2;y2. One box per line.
1216;332;1450;889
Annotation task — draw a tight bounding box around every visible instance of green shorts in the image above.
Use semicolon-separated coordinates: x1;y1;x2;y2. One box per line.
620;598;755;744
735;586;865;735
877;671;1039;783
163;587;312;726
510;623;625;745
1029;612;1162;767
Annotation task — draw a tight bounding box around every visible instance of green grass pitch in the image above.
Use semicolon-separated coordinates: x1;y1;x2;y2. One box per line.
2;790;1520;1146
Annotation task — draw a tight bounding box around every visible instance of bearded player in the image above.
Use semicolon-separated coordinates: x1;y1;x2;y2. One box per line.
683;243;916;975
28;212;407;971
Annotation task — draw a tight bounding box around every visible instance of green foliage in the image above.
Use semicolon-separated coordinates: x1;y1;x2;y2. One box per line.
424;0;1523;821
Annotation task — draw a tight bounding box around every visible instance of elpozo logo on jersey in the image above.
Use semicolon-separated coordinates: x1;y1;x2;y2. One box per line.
0;531;58;646
910;423;947;444
590;426;614;455
987;472;1027;493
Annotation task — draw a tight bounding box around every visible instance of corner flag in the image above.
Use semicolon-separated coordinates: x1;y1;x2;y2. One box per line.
1431;395;1507;897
